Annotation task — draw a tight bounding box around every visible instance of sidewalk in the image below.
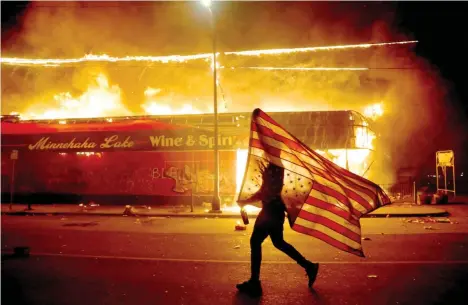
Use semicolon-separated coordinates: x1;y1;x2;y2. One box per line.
1;202;451;218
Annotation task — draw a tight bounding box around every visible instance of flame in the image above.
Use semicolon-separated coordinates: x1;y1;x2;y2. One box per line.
363;103;384;121
222;205;261;214
19;73;129;120
233;67;369;71
141;87;202;116
1;41;417;67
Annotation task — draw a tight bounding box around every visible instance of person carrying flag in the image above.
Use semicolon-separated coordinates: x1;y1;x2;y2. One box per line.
236;163;319;297
235;108;390;298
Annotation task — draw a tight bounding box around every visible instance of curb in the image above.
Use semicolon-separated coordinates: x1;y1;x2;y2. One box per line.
2;211;450;218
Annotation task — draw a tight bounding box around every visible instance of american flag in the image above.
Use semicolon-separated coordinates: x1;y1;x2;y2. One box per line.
237;109;391;257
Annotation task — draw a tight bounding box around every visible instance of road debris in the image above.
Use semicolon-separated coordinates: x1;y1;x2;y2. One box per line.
234;245;241;249
123;205;136;216
362;237;371;241
423;226;436;230
405;217;452;224
367;275;378;278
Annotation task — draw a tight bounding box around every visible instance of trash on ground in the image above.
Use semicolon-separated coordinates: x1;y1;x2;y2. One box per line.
423;226;436;230
362;237;371;241
234;245;241;249
367;275;378;278
60;217;67;221
435;218;450;223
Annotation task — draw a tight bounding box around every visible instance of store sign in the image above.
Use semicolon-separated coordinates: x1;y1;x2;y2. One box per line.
12;131;249;152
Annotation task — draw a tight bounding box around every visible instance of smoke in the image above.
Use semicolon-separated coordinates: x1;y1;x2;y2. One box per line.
1;1;457;183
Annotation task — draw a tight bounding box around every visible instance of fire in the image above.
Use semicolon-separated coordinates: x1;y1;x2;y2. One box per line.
142;87;202;116
233;67;368;71
221;204;261;214
1;41;417;67
363;103;384;121
18;73;129;120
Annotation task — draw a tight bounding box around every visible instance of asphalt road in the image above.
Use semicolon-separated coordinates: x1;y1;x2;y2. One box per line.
2;215;468;305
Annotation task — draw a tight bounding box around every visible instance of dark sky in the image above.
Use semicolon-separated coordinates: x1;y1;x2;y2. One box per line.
1;1;467;174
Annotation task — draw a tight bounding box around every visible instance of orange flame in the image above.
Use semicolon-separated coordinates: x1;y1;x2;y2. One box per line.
1;41;417;67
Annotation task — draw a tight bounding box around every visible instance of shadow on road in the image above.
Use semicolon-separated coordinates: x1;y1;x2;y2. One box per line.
232;292;262;305
62;222;99;227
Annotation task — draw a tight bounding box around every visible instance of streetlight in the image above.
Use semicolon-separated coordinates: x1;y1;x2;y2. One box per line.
201;0;221;212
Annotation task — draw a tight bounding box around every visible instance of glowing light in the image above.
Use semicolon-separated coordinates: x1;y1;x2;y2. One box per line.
141;86;202;115
76;152;96;157
1;41;417;67
0;53;212;66
233;66;369;71
364;103;384;120
236;148;249;194
316;149;371;176
225;40;418;57
221;205;261;214
19;73;130;120
200;0;212;8
355;126;375;149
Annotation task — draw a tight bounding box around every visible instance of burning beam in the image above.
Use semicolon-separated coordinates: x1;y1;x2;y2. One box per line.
231;67;369;71
224;40;418;56
0;40;417;67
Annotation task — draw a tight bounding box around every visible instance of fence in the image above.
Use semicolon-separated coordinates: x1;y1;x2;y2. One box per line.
379;181;415;203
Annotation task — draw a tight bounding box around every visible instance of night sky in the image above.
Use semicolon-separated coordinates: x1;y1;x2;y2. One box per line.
1;1;467;177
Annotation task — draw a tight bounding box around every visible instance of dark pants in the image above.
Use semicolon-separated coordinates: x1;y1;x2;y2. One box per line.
250;210;309;281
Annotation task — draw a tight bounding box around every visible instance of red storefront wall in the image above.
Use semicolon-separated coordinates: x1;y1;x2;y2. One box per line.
1;150;237;205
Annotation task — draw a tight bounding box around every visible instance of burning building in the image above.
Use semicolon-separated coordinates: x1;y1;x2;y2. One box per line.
1;110;376;209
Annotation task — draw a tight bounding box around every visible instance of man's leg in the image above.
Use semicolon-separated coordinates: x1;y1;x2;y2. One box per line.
269;223;319;287
269;225;309;267
250;221;269;281
236;216;269;297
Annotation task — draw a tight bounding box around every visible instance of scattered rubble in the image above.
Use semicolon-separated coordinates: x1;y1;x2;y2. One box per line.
405;217;453;224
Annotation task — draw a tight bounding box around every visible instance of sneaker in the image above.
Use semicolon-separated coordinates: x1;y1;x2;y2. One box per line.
236;279;263;297
305;262;319;288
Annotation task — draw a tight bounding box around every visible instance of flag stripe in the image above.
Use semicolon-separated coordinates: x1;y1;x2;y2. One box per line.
312;182;366;216
250;141;371;215
298;207;361;240
292;222;363;256
239;109;390;257
252;128;380;202
293;217;361;249
252;124;313;163
305;195;360;225
250;138;374;211
294;217;361;249
250;146;313;179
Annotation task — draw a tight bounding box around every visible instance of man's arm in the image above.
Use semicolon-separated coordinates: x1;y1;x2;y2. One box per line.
238;190;262;205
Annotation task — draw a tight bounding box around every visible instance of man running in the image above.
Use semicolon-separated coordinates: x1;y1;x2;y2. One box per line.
236;163;319;297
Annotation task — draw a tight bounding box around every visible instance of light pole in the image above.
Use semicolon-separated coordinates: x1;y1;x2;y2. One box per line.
201;0;221;212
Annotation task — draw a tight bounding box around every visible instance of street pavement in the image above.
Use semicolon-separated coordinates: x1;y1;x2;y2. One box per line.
1;202;451;218
2;214;468;305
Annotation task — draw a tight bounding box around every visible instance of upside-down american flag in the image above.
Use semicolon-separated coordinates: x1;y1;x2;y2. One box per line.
237;109;391;257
